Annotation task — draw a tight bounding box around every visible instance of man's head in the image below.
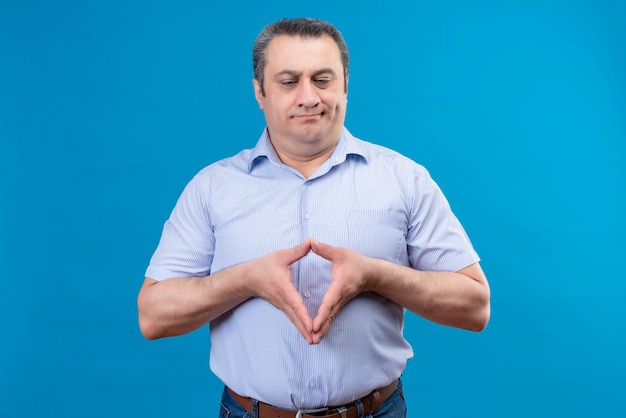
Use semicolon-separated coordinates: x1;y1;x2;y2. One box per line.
251;18;350;168
253;18;349;96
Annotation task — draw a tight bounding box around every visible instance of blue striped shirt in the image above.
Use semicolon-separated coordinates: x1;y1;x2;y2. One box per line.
146;127;479;409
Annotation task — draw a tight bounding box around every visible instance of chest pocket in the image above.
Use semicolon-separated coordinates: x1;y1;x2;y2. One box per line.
347;210;407;262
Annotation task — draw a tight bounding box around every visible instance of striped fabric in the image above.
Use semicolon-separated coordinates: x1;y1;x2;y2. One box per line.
146;127;479;409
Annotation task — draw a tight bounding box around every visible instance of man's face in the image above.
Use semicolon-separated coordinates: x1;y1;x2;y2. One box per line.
253;35;348;158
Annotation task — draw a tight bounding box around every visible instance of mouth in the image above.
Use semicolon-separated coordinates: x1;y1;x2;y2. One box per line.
294;111;325;119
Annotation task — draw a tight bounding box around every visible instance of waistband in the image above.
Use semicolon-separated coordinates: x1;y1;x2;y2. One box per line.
227;378;399;418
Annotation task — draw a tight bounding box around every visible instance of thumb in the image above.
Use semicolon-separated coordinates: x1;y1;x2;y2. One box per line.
284;239;312;264
310;239;334;261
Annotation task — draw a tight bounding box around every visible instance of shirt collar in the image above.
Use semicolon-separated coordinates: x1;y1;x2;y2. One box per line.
246;127;369;173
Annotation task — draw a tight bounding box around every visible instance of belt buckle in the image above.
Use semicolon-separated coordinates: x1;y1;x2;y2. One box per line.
335;406;348;418
295;407;329;418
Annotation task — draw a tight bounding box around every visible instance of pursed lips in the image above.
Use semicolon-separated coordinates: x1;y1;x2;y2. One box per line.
293;112;324;119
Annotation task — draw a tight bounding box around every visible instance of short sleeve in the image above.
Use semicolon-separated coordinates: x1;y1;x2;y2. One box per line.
406;165;480;272
144;172;215;281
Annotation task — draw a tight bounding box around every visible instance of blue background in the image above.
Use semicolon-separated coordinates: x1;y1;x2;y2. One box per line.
1;0;625;416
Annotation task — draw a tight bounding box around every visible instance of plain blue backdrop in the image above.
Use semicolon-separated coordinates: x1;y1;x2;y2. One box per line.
1;1;625;417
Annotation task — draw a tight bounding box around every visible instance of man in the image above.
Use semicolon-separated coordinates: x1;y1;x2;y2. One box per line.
138;17;490;418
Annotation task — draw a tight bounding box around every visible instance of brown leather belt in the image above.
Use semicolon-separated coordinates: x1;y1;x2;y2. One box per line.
228;378;399;418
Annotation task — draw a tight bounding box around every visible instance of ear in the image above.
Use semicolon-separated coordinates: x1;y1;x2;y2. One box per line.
252;79;264;109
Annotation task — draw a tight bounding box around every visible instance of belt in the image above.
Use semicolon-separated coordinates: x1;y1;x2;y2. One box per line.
228;378;399;418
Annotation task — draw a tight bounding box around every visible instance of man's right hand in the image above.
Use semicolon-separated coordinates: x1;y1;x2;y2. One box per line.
245;239;315;344
138;239;316;342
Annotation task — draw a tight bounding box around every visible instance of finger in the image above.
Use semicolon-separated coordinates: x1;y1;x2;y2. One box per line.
288;301;314;344
313;293;348;344
281;284;314;344
313;281;343;332
312;308;335;344
313;299;336;334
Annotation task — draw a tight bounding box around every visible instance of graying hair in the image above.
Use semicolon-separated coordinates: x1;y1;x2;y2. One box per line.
252;18;349;95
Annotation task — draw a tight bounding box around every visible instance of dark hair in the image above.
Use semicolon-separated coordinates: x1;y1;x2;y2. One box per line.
252;18;349;95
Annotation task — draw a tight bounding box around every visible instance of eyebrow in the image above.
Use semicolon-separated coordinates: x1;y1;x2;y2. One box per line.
274;68;337;78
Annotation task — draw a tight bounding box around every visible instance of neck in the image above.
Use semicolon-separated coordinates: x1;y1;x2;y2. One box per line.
274;142;338;178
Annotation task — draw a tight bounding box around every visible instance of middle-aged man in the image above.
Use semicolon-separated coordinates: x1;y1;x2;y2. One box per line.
138;17;490;418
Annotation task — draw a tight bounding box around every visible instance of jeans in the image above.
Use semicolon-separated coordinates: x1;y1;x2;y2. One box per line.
218;380;407;418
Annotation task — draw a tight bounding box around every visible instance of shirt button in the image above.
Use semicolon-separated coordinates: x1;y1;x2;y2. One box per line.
303;291;311;298
304;213;311;220
309;381;316;389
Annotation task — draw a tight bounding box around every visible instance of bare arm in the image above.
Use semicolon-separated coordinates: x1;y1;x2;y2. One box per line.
137;240;315;342
137;267;249;340
367;260;490;331
310;240;490;343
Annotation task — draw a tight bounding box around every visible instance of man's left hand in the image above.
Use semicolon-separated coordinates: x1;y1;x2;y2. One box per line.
309;239;375;344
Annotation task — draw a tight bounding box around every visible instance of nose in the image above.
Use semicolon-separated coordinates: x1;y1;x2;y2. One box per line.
296;80;320;109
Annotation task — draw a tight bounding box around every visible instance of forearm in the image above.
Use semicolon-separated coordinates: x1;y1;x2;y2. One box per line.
137;263;253;340
138;241;316;341
368;260;490;331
